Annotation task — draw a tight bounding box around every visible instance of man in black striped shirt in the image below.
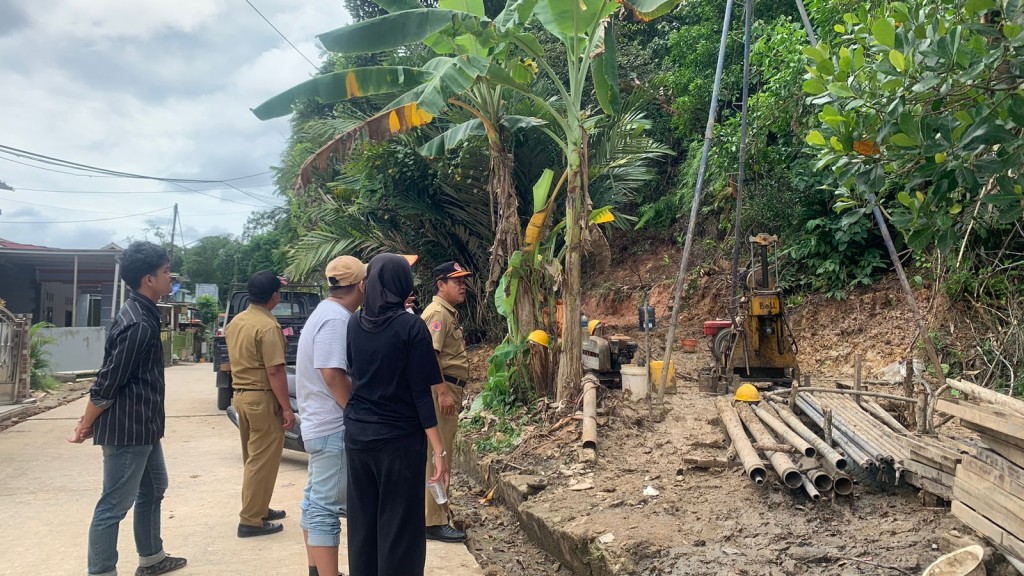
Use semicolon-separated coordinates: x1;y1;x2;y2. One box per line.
68;242;187;576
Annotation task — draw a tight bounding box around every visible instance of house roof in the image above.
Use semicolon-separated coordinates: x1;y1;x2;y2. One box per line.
0;237;121;284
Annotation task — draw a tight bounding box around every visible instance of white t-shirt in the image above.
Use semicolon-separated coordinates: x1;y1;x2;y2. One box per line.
296;299;351;441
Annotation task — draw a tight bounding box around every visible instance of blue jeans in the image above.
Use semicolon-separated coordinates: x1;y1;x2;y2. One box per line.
300;430;348;547
88;442;168;576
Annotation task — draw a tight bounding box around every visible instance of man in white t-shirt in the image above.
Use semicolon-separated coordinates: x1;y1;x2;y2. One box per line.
296;255;365;576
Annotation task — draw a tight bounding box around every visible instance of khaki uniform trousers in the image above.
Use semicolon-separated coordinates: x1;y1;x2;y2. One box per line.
425;381;464;527
233;390;285;526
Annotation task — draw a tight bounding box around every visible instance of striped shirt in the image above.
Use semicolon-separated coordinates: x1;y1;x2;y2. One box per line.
89;291;166;446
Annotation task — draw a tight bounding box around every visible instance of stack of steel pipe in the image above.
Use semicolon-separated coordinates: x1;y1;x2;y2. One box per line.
798;393;909;483
764;400;855;496
816;395;910;468
794;394;876;470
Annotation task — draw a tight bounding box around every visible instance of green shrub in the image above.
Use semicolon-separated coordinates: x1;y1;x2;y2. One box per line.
29;322;60;391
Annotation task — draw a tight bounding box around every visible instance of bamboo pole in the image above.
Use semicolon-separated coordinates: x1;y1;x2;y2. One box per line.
715;397;767;485
581;374;598;452
768;387;917;404
736;403;803;488
867;193;946;394
656;0;736;409
947;378;1024;417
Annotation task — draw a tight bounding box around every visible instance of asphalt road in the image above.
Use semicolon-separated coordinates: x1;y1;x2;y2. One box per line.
0;363;483;576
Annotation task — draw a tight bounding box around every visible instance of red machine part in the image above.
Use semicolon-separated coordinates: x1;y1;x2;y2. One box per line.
703;320;732;337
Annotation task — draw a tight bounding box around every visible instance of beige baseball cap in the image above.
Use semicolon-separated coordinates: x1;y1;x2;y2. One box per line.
325;255;367;287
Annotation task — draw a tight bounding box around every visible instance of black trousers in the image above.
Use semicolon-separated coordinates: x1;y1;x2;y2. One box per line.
346;432;427;576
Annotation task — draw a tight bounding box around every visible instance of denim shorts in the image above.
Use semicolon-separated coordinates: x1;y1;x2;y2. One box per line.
300;429;348;547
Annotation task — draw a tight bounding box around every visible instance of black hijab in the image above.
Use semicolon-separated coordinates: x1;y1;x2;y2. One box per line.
358;253;414;332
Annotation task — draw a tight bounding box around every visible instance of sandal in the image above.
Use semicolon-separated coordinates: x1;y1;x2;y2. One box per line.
135;556;187;575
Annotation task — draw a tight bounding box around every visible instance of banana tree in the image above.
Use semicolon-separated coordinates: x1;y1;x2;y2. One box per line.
252;0;681;401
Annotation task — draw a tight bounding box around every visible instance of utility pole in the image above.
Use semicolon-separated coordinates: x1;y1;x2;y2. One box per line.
169;203;178;265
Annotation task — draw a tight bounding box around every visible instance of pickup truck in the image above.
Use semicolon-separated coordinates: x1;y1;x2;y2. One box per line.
213;286;322;410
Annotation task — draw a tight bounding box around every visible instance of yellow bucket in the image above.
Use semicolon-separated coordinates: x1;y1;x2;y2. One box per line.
650;361;676;394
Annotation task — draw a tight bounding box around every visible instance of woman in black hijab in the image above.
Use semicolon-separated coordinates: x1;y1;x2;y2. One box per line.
344;254;446;576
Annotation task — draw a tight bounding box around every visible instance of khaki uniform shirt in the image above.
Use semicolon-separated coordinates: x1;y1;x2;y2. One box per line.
225;304;287;390
421;295;469;381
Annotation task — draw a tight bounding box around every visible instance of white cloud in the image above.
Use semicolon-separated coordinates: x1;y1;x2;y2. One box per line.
0;0;350;248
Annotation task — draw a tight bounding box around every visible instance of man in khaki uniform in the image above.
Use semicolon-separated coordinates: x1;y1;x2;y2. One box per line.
225;270;295;538
420;261;472;543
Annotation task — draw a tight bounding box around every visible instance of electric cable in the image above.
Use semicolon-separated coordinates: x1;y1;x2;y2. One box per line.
242;0;319;69
1;206;173;224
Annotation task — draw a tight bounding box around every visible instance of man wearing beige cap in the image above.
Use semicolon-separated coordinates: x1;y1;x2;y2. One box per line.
296;255;366;576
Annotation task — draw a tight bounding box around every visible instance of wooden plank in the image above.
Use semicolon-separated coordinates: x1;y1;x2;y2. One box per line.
914;473;953;500
938;398;1024;440
953;469;1024;537
902;434;962;474
952;501;1024;561
972;448;1024;487
974;430;1024;469
961;455;1024;498
967;422;1024;451
905;459;955;488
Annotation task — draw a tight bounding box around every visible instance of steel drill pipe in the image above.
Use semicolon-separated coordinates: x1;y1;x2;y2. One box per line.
800;474;822;501
802;391;901;463
824;397;908;464
816;455;855;495
800;395;888;464
766;401;849;471
863;399;910;434
752;402;816;458
794;396;876;469
794;397;876;463
807;468;834;492
735;403;803;488
714;397;767;485
832;399;909;462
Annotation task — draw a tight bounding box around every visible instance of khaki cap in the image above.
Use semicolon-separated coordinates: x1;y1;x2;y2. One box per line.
325;255;367;287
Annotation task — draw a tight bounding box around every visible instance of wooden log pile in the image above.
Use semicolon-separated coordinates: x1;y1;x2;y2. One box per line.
934;392;1024;564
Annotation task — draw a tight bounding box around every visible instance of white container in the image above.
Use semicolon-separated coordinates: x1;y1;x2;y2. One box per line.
620;364;649;401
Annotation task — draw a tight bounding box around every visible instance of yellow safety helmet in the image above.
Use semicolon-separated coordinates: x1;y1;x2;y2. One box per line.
587;319;604;336
527;330;550;348
734;383;761;403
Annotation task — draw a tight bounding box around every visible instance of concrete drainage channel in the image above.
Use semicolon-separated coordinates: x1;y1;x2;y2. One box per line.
455;440;633;576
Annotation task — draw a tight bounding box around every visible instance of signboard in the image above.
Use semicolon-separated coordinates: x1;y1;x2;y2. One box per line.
194;283;219;302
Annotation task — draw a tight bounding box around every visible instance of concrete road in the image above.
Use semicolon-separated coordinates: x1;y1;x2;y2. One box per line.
0;363;483;576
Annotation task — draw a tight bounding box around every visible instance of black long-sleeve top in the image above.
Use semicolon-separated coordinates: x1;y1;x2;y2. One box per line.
344;312;442;451
89;291;165;446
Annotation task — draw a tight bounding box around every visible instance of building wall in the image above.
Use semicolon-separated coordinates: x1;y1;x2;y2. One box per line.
40;282;75;327
0;263;38;321
37;327;107;373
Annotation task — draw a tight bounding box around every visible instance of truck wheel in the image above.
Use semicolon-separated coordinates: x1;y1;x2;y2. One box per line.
216;372;233;410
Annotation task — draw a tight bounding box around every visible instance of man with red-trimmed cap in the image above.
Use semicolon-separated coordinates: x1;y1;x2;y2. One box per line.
419;261;472;543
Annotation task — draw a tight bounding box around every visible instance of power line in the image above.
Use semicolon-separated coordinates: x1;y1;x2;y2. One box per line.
242;0;319;70
15;183;276;194
0;144;272;183
1;206;173;224
0;195;142;215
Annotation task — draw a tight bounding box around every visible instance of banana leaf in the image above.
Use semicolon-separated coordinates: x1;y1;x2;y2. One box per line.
620;0;681;21
533;0;616;48
317;9;481;54
251;67;432;120
590;19;621;116
385;55;490;115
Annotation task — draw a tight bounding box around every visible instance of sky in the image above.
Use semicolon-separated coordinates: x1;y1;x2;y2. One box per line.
0;0;351;249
